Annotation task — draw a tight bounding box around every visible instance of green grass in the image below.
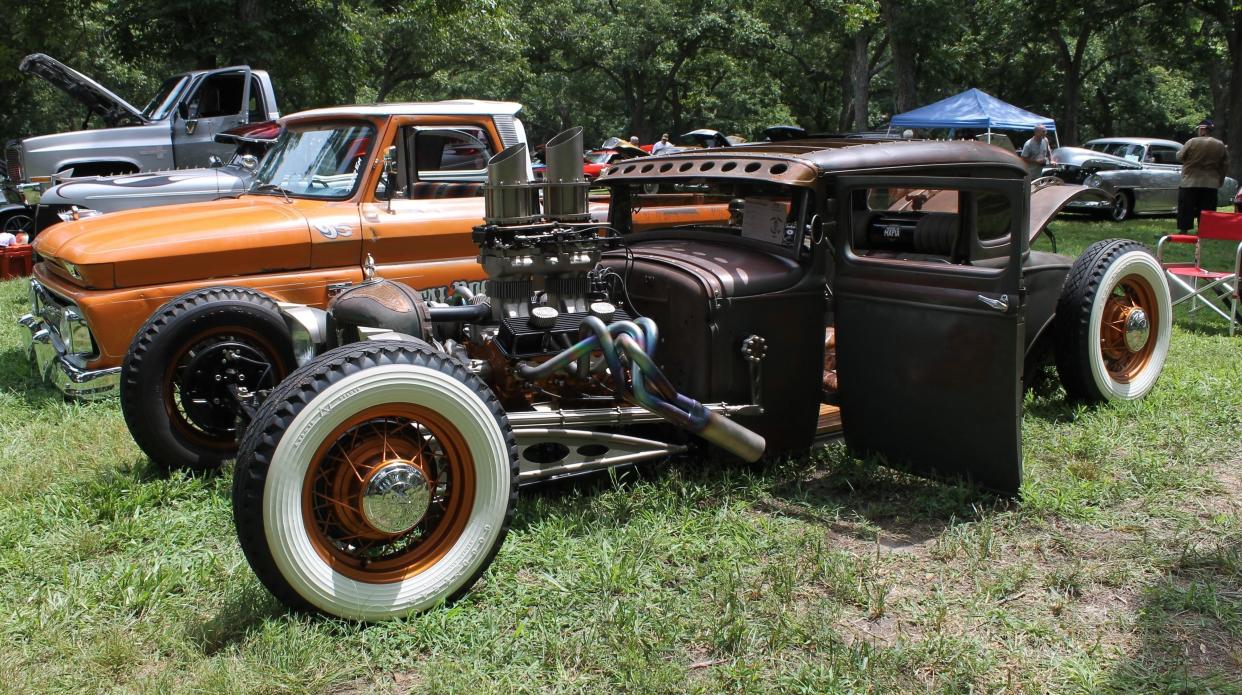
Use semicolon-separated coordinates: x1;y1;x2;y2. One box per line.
1;214;1239;694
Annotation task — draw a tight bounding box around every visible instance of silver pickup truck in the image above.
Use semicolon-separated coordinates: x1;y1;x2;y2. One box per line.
5;54;278;193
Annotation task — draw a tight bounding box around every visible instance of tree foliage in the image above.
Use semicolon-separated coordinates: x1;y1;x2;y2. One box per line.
0;0;1237;174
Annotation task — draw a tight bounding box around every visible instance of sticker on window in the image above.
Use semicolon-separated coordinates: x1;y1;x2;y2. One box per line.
740;198;787;244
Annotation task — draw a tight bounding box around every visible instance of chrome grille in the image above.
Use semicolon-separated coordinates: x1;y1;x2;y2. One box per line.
5;144;22;182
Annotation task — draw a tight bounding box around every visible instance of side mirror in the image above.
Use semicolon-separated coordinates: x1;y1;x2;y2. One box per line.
208;155;224;168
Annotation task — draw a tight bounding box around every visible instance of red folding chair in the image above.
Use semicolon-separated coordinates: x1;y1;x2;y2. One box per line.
1157;210;1242;335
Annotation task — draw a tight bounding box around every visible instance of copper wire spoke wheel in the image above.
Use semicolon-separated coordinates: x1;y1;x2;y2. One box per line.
163;326;285;448
1098;275;1158;383
302;404;475;583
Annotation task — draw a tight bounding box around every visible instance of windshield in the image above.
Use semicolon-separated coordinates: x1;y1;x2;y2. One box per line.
586;151;614;164
613;179;811;254
250;122;375;200
143;75;191;120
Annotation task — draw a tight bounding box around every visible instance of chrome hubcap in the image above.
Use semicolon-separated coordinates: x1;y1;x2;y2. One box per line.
1123;308;1150;352
361;461;432;534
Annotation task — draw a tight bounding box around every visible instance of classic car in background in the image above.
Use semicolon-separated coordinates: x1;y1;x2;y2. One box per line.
1048;137;1240;221
532;136;648;180
30;120;281;237
5;53;279;190
18;101;535;480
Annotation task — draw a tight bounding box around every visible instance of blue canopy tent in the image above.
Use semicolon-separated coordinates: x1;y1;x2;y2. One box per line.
890;88;1059;147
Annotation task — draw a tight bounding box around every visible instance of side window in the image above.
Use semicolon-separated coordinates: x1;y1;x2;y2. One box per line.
851;185;1015;263
414;127;493;176
1149;146;1179;164
248;76;266;121
188;72;246;119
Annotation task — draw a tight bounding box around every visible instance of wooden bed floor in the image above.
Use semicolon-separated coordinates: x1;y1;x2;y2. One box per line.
816;403;842;436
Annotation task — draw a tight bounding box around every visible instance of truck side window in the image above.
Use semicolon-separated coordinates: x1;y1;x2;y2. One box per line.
248;75;266;122
414;128;493;176
188;72;246;119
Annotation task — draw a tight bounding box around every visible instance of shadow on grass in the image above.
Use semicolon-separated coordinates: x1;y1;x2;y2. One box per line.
0;346;69;409
188;587;288;656
1105;539;1242;692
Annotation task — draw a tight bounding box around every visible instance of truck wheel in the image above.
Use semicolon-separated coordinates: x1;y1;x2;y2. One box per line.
121;287;294;472
1054;239;1171;403
232;341;518;621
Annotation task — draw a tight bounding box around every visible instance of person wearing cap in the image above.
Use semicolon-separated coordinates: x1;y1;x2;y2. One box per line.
1177;118;1230;233
651;133;673;155
1019;124;1051;179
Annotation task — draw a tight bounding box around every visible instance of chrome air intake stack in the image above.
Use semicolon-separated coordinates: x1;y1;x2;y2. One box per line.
483;142;539;225
542;126;590;223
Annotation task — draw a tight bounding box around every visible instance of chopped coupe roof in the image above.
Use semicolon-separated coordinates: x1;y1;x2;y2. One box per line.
282;100;522;123
597;138;1028;185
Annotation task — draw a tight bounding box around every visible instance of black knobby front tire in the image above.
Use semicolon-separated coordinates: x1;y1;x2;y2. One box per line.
121;286;294;473
1053;239;1171;403
232;340;519;621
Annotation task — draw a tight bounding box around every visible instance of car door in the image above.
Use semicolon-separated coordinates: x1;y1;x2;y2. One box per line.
359;123;491;295
831;175;1027;494
1143;144;1182;211
171;67;252;168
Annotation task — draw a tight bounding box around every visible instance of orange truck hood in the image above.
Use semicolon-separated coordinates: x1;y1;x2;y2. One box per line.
35;196;312;289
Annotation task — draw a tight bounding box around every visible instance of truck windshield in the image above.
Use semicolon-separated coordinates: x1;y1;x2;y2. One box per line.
143;76;191;120
250;122;375;200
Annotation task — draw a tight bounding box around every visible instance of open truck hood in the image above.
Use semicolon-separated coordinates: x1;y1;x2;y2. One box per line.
20;53;148;127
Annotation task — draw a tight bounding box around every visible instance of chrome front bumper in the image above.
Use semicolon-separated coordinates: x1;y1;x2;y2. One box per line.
18;298;120;400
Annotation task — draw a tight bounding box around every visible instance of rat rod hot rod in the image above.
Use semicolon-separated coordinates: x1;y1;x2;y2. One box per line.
158;130;1168;620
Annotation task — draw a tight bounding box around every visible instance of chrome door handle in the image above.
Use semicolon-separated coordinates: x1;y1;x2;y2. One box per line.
977;294;1009;312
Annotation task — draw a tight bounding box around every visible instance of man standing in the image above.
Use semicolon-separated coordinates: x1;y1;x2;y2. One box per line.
1019;124;1051;179
1177;118;1229;233
651;133;673;154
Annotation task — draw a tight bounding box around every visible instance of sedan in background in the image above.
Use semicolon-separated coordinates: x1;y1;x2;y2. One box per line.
1049;137;1239;221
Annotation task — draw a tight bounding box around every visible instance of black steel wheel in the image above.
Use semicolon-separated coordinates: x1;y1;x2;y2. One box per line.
121;286;294;472
1109;191;1133;222
0;209;33;236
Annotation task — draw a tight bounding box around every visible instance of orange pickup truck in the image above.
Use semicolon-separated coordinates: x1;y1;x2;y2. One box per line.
19;100;553;469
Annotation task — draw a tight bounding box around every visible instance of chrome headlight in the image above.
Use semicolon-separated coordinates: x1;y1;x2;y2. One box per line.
1084;173;1103;188
59;306;95;357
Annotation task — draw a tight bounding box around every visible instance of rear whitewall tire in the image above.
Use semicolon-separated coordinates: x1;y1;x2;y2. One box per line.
238;345;516;621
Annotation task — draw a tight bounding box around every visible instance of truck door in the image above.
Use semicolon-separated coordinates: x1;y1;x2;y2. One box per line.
830;175;1027;494
172;67;252;168
359;124;492;296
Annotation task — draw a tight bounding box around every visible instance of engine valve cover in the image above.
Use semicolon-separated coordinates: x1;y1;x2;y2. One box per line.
496;307;632;358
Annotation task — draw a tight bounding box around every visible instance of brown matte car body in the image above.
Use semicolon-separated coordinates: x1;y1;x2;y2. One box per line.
31;110;510;373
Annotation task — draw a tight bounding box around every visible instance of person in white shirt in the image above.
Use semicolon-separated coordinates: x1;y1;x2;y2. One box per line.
1019;125;1051;178
651;133;673;154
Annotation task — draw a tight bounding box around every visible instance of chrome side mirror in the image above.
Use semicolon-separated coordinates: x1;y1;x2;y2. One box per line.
208;155;224;168
239;154;259;171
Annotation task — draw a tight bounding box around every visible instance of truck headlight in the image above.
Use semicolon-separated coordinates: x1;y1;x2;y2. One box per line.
1085;174;1103;188
59;306;95;357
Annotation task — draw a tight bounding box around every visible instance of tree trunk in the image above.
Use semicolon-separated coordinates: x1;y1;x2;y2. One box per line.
851;31;872;131
838;62;854;131
1226;16;1242;179
881;0;917;112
